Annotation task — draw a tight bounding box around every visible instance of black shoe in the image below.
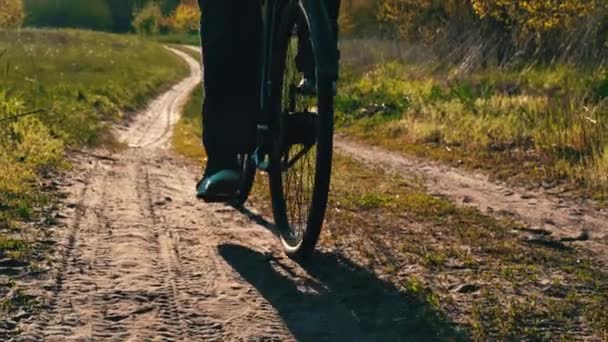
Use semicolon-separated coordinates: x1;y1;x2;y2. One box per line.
196;170;240;202
196;157;240;203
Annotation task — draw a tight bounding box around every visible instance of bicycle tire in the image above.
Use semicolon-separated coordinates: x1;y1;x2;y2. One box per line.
235;154;256;206
268;1;336;260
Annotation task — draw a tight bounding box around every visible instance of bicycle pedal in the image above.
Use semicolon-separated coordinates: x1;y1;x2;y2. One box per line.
296;77;317;96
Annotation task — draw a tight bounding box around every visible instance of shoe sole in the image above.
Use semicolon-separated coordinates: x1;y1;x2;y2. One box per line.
196;192;238;203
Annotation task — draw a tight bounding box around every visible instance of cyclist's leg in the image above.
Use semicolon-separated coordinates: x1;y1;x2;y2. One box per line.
198;0;261;167
197;0;262;199
295;0;341;89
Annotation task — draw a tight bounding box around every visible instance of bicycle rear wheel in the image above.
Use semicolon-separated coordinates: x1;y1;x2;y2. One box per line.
268;2;335;260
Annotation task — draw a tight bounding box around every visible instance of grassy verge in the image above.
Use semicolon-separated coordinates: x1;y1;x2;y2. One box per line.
0;28;188;316
327;156;607;340
173;50;607;341
172;81;205;163
336;60;608;205
149;33;201;46
170;44;204;163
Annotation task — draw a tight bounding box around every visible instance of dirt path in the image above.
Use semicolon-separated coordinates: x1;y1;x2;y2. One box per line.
16;48;368;341
17;45;607;341
335;138;608;266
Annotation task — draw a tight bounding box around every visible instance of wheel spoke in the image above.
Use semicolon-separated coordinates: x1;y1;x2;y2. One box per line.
278;31;317;245
268;5;332;258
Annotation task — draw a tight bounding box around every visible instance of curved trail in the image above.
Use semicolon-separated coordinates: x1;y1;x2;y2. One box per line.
116;48;200;149
335;139;608;266
17;48;363;341
18;45;608;340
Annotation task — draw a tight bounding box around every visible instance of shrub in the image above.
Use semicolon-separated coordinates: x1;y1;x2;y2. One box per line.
0;0;25;28
132;2;165;35
106;0;138;33
0;91;63;226
169;4;200;34
376;0;608;65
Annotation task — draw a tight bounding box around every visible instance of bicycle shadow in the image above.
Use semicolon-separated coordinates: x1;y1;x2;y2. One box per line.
229;204;276;232
218;244;468;341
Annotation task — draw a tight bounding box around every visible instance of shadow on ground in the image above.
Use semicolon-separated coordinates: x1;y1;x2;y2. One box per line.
219;244;468;341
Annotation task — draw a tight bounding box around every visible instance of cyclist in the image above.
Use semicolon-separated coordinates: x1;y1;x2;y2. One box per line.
196;0;340;202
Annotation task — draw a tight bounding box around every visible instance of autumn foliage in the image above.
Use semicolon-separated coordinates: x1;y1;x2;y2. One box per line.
132;0;199;35
0;0;25;28
369;0;608;64
470;0;600;33
168;3;200;33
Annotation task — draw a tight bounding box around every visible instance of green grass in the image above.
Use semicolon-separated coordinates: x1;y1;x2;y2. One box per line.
336;61;608;204
149;33;201;46
324;156;608;340
0;236;27;258
170;45;205;164
172;81;205;163
0;28;188;250
240;150;608;340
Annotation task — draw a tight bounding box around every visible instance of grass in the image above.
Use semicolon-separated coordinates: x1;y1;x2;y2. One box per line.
149;33;201;46
0;28;188;265
172;81;205;163
239;152;608;340
326;156;607;340
172;45;607;340
336;58;608;205
170;45;205;164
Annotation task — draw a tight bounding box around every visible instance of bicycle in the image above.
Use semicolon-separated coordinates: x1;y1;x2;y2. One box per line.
235;0;339;260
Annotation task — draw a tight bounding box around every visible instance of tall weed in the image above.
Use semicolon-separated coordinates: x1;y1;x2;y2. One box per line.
337;59;608;197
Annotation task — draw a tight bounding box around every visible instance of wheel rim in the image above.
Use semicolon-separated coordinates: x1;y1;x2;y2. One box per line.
277;26;319;248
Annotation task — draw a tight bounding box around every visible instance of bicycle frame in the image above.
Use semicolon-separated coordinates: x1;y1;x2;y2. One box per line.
254;0;338;171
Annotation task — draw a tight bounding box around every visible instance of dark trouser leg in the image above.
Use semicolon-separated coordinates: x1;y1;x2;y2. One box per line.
295;0;341;78
198;0;261;168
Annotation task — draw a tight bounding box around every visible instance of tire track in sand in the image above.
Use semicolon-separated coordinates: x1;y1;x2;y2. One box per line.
19;44;485;342
20;42;496;342
17;46;314;341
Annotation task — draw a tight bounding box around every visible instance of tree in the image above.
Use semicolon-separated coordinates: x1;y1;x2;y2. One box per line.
470;0;606;62
169;2;200;33
377;0;469;42
376;0;608;64
471;0;599;34
106;0;136;32
24;0;113;31
130;0;180;15
132;2;164;35
160;0;180;15
0;0;25;28
340;0;381;36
